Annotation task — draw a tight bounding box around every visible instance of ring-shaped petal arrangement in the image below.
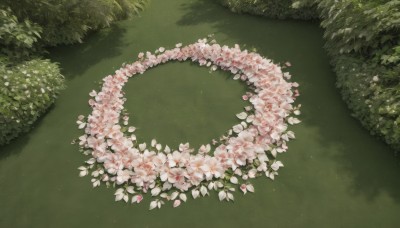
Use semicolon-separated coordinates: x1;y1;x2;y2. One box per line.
76;38;301;210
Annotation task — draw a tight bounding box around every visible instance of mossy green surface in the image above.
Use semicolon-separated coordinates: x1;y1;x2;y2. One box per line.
1;0;399;227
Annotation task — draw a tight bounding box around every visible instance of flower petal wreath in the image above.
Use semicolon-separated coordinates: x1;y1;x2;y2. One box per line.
76;38;301;210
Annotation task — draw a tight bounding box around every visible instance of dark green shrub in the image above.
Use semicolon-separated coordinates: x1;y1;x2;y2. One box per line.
0;8;42;59
1;0;147;46
217;0;317;20
0;59;65;145
335;55;400;151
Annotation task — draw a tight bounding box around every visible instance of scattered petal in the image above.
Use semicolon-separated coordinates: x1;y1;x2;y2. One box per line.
236;112;248;120
218;191;226;201
173;199;181;207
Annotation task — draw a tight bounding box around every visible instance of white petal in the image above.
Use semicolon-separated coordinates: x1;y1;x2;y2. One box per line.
192;189;200;199
115;188;124;195
287;131;295;139
151;187;161;196
246;184;255;192
164;145;171;153
115;193;124;201
208;182;214;190
156;144;162;151
179;193;187;202
149;201;158;210
171;191;179;200
271;149;277;158
79;170;88;177
270;173;275;180
160;193;168;199
288;117;301;125
200;186;208;196
230;176;238;184
151;139;157;147
246;115;254;123
139;143;146;151
86;158;95;165
123;194;129;202
173;199;181;208
227;192;234;201
233;124;243;133
236;112;248;120
233;74;241;80
126;186;135;194
131;195;138;203
216;181;224;188
218;191;226;201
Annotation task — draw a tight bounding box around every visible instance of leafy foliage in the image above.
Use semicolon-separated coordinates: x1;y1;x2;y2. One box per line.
0;8;42;59
1;0;148;46
0;59;65;145
0;0;147;145
217;0;317;20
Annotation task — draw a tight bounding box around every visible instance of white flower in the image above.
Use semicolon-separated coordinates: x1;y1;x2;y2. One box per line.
372;75;379;82
128;126;136;132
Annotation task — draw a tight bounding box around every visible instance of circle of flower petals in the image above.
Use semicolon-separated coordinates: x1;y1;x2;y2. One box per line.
76;38;301;210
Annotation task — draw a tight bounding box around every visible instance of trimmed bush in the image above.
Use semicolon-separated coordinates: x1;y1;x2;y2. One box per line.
0;59;65;145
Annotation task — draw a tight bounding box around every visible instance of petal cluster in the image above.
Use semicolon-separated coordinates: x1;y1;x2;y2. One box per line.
76;38;300;209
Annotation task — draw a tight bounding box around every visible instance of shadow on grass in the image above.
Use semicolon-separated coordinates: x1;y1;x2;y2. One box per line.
48;25;127;80
0;105;56;161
